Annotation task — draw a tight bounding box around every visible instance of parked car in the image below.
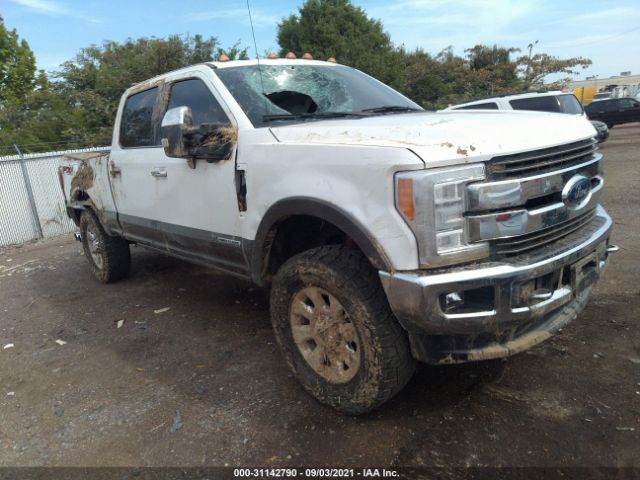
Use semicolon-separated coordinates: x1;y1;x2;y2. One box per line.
590;120;609;143
59;58;615;414
445;91;585;115
585;97;640;128
446;91;606;142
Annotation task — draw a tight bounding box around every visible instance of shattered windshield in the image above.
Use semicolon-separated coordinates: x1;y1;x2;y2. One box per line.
214;64;422;127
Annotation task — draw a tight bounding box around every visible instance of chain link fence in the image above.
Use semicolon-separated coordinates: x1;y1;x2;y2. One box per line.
0;146;110;247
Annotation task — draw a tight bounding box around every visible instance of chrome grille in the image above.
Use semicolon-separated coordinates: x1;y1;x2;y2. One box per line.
488;139;598;179
492;210;597;257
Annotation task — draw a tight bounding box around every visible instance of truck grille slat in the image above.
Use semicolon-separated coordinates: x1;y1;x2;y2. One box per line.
489;139;597;179
493;210;597;256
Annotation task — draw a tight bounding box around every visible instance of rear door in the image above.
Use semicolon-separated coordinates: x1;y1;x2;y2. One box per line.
109;84;165;245
617;98;640;124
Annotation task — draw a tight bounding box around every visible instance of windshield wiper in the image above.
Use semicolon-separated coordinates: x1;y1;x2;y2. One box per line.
262;111;368;122
360;105;421;114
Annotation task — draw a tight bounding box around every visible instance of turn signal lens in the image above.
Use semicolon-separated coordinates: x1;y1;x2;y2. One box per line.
397;178;415;221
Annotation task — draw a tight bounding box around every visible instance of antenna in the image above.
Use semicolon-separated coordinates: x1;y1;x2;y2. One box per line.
246;0;266;94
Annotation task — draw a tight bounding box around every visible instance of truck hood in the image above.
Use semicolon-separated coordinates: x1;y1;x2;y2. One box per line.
269;111;597;166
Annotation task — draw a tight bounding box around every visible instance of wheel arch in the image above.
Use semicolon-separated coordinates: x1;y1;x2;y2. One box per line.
250;197;392;286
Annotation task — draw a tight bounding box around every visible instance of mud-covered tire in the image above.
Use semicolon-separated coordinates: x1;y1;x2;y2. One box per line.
270;245;415;415
79;210;130;283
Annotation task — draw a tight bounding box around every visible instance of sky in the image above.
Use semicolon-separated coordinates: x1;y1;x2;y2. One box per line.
3;0;640;83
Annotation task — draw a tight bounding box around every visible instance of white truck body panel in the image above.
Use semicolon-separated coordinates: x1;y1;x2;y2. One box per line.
238;132;425;270
269;110;596;167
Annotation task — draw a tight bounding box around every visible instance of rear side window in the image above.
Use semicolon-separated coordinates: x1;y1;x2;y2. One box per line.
456;102;499;110
120;87;160;148
167;79;229;125
557;95;583;114
509;96;560;113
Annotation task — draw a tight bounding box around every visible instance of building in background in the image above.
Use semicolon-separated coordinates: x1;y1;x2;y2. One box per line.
569;72;640;105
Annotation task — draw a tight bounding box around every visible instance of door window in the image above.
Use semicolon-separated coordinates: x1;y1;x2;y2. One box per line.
167;78;229;125
619;98;638;109
509;96;560;112
120;87;160;148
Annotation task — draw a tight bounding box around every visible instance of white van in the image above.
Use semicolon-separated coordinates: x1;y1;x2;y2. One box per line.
445;91;585;115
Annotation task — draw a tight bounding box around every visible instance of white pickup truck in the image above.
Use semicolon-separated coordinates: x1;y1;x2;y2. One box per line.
60;58;616;414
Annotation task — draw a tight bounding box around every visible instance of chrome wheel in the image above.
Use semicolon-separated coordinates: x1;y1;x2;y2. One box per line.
86;224;104;269
290;286;360;383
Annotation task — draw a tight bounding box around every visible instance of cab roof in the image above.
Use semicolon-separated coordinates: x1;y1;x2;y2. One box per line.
126;59;343;93
207;58;342;69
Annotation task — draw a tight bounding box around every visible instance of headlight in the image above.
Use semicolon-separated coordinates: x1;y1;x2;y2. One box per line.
396;164;489;267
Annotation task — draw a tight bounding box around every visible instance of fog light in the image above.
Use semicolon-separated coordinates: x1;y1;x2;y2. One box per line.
439;286;495;314
443;292;464;312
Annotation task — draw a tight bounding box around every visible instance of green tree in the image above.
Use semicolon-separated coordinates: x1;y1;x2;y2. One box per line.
0;15;36;103
466;44;522;95
403;47;488;110
0;74;82;153
277;0;404;88
518;53;592;88
217;40;249;61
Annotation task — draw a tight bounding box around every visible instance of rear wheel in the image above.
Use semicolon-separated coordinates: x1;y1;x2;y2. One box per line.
79;210;130;283
270;245;415;414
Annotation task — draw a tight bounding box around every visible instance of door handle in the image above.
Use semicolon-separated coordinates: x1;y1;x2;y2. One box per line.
150;167;167;178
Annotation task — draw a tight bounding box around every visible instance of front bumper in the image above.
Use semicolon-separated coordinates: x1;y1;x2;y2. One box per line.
379;205;615;364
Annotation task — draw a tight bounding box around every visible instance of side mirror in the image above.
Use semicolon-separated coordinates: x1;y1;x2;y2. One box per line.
161;106;236;169
161;106;193;160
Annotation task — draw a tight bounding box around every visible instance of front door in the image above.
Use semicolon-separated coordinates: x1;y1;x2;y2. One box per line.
617;98;640;124
109;69;247;276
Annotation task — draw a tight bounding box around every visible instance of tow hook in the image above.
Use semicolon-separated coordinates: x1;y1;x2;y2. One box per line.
74;232;82;242
607;245;619;253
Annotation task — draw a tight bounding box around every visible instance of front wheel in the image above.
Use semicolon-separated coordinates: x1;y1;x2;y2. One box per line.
79;210;131;283
270;246;415;415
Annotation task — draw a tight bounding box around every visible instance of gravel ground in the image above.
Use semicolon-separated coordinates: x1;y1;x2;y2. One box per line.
0;124;639;468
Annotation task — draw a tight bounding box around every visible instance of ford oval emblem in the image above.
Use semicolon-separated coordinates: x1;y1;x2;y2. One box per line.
562;175;592;210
